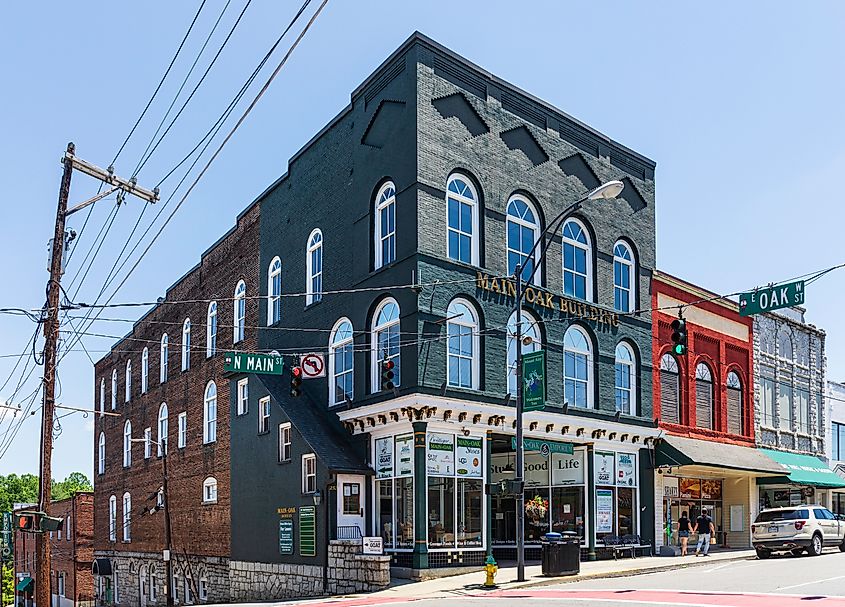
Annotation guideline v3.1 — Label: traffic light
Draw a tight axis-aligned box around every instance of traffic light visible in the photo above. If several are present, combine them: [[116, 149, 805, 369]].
[[16, 513, 36, 532], [670, 318, 688, 355], [13, 512, 62, 533], [290, 366, 303, 397], [380, 359, 395, 391], [39, 515, 64, 532]]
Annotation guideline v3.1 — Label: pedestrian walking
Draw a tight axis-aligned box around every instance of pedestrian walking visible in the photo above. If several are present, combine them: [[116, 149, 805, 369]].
[[678, 510, 691, 556], [693, 508, 716, 556]]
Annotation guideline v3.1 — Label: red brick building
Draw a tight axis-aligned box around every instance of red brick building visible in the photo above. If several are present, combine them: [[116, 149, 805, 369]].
[[651, 271, 782, 551], [13, 492, 94, 607], [92, 203, 259, 606]]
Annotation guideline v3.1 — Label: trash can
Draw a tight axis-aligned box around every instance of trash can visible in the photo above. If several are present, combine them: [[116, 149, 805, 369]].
[[541, 532, 580, 576]]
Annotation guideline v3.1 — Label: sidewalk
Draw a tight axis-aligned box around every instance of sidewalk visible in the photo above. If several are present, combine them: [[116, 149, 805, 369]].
[[368, 549, 757, 600]]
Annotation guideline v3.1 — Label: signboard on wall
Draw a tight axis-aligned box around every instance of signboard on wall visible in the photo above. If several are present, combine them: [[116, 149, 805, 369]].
[[522, 350, 546, 411], [701, 479, 722, 500], [595, 452, 615, 486], [616, 453, 636, 487], [663, 476, 679, 497], [427, 433, 454, 475], [511, 437, 574, 454], [362, 536, 383, 555], [299, 506, 316, 557], [596, 489, 614, 534], [395, 434, 414, 477], [279, 520, 294, 555], [456, 437, 483, 477], [375, 436, 394, 479], [551, 451, 584, 486], [680, 478, 701, 499]]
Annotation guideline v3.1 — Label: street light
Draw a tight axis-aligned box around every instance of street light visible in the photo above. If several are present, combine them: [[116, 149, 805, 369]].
[[513, 180, 623, 582]]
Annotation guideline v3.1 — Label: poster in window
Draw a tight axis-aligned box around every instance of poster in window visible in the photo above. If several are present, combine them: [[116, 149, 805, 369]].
[[701, 479, 722, 500], [596, 489, 614, 533], [395, 434, 414, 477], [679, 478, 701, 499], [456, 436, 483, 477], [551, 451, 584, 486], [426, 433, 454, 475], [616, 452, 636, 487], [375, 436, 394, 479], [663, 475, 679, 497], [594, 452, 615, 486]]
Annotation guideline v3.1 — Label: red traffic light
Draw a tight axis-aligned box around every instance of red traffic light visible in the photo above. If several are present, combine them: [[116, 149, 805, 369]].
[[290, 366, 303, 397], [17, 513, 36, 531], [383, 360, 395, 371], [291, 366, 302, 378]]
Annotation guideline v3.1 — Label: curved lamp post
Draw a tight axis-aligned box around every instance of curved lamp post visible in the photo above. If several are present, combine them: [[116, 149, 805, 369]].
[[513, 180, 624, 581]]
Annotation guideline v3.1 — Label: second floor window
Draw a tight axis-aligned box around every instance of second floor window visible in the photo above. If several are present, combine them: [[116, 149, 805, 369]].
[[302, 454, 316, 494], [234, 280, 246, 343], [279, 423, 291, 463], [375, 182, 396, 269], [259, 396, 271, 434], [203, 477, 218, 503], [615, 342, 636, 415], [660, 353, 680, 424], [182, 318, 191, 371], [207, 301, 218, 357], [98, 432, 105, 475], [204, 381, 217, 443], [695, 363, 714, 430], [564, 325, 592, 408], [372, 299, 401, 392], [833, 421, 845, 460], [268, 256, 282, 325], [306, 229, 323, 305], [726, 371, 743, 435], [108, 495, 116, 541], [157, 403, 168, 456], [122, 492, 131, 542], [111, 369, 117, 410], [446, 299, 479, 390], [506, 196, 540, 284], [562, 219, 592, 301], [125, 360, 132, 402], [178, 412, 187, 448], [123, 420, 132, 468], [330, 319, 354, 405], [99, 378, 105, 415], [160, 334, 169, 383], [446, 174, 478, 265], [236, 378, 249, 416], [144, 427, 152, 458]]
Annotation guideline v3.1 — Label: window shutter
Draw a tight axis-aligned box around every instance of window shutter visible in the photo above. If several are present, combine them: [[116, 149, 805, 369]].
[[727, 387, 742, 435], [696, 380, 713, 430], [660, 370, 679, 424]]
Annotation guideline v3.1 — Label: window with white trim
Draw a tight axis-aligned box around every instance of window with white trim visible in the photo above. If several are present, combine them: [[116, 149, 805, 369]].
[[99, 378, 105, 415], [199, 578, 208, 602], [660, 353, 681, 424], [149, 571, 157, 602], [506, 195, 541, 284], [302, 454, 316, 494], [123, 420, 132, 468], [236, 378, 249, 416], [374, 181, 396, 269], [446, 174, 479, 265], [279, 423, 291, 463], [157, 403, 168, 456], [613, 241, 635, 312], [778, 330, 794, 361], [615, 342, 636, 415], [57, 572, 65, 597], [182, 318, 191, 371], [108, 495, 116, 541], [267, 256, 282, 325], [122, 492, 131, 542], [258, 396, 270, 434], [160, 334, 169, 383], [141, 347, 149, 394], [727, 371, 743, 435], [178, 412, 187, 448], [562, 218, 592, 301], [446, 299, 479, 389], [371, 299, 400, 392], [306, 229, 323, 305], [184, 577, 193, 605], [125, 360, 132, 402], [564, 325, 592, 408], [204, 382, 217, 443], [111, 369, 117, 410], [172, 574, 180, 604], [233, 280, 246, 343], [203, 477, 218, 503], [144, 427, 152, 459], [329, 318, 354, 405], [98, 432, 105, 475], [695, 363, 714, 430], [507, 310, 540, 395], [206, 301, 217, 357]]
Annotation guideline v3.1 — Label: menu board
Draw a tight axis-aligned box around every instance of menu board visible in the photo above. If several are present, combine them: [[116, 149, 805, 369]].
[[594, 452, 615, 486], [596, 489, 614, 533], [616, 453, 636, 487], [456, 436, 483, 477], [551, 451, 584, 486], [395, 434, 414, 477], [375, 436, 394, 479], [427, 433, 454, 475], [679, 478, 701, 499]]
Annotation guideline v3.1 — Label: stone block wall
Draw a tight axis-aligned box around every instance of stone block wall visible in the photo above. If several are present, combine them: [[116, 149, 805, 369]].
[[326, 540, 391, 594]]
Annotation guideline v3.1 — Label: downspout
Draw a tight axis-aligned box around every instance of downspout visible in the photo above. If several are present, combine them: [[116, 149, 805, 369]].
[[323, 475, 334, 594]]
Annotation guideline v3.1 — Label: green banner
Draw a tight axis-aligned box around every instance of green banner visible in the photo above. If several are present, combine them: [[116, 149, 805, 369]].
[[279, 519, 294, 555], [522, 350, 546, 411], [511, 437, 574, 455], [299, 506, 316, 557], [223, 352, 284, 375], [739, 280, 805, 317]]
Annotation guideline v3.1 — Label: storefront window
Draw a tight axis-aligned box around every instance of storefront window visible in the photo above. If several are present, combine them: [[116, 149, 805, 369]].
[[377, 480, 393, 548], [458, 479, 483, 546], [373, 434, 414, 550], [524, 487, 550, 542], [396, 477, 414, 548], [428, 477, 455, 546], [551, 486, 585, 536], [597, 451, 639, 540], [618, 487, 635, 536]]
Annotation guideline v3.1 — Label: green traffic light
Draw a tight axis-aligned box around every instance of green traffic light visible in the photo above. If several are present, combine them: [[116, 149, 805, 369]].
[[673, 344, 686, 355]]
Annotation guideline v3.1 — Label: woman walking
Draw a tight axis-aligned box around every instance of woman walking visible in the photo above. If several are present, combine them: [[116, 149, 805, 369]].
[[678, 510, 691, 556]]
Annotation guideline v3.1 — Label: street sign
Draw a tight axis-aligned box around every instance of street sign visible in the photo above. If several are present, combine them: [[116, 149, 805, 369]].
[[739, 280, 805, 317], [223, 352, 284, 375], [300, 353, 326, 379], [522, 350, 546, 411]]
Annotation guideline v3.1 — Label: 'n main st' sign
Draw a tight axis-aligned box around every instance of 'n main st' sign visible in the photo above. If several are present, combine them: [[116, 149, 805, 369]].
[[739, 280, 805, 317], [224, 352, 284, 375]]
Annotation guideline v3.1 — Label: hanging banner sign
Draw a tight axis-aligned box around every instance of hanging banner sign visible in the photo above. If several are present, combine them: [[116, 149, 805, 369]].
[[427, 433, 454, 475], [456, 437, 483, 478], [395, 434, 414, 477], [375, 436, 394, 479], [522, 350, 546, 411]]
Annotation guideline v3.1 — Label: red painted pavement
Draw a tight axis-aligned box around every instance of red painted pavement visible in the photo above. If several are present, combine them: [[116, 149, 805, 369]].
[[483, 589, 845, 607]]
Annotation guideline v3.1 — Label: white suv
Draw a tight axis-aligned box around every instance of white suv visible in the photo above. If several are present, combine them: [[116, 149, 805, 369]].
[[752, 505, 845, 558]]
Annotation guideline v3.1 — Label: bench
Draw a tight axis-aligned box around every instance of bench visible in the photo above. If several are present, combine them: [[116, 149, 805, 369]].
[[621, 534, 652, 557], [600, 534, 652, 559]]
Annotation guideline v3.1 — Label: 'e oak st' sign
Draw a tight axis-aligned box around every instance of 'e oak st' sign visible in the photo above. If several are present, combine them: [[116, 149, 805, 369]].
[[739, 280, 805, 317]]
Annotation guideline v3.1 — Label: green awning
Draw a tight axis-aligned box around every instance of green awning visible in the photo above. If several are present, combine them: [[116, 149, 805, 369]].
[[16, 577, 33, 592], [655, 435, 785, 475], [757, 449, 845, 488]]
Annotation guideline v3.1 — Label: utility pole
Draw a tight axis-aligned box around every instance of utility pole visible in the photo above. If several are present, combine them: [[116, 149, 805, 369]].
[[161, 439, 174, 607], [36, 143, 158, 607]]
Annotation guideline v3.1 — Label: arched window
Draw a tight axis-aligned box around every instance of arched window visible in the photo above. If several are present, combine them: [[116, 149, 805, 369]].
[[778, 331, 794, 361], [507, 310, 540, 395], [99, 378, 105, 415], [125, 360, 132, 402], [98, 432, 105, 475], [371, 299, 400, 392], [615, 342, 636, 415], [506, 196, 541, 284], [267, 256, 282, 325], [446, 299, 480, 389], [108, 495, 116, 542], [613, 241, 635, 312], [446, 174, 479, 266], [660, 354, 680, 424], [233, 280, 246, 343], [306, 229, 323, 305], [204, 381, 217, 444], [157, 403, 168, 456], [564, 325, 592, 408], [122, 492, 131, 542], [141, 348, 149, 394], [562, 219, 592, 301], [160, 334, 169, 384], [695, 363, 714, 430], [202, 477, 218, 504], [111, 369, 118, 410], [123, 420, 132, 468], [329, 319, 354, 405], [206, 302, 217, 357], [374, 182, 396, 269], [727, 371, 743, 435], [182, 318, 191, 371]]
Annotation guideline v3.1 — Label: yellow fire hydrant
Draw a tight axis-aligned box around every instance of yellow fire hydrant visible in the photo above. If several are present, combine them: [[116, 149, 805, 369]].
[[483, 555, 498, 588]]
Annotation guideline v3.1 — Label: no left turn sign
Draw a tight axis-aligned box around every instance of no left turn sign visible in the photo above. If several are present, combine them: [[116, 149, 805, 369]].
[[300, 353, 326, 379]]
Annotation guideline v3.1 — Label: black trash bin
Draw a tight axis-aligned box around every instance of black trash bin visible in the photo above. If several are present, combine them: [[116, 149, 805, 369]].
[[541, 532, 580, 576]]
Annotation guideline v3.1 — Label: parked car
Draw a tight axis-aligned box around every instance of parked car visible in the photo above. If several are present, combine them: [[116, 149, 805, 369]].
[[752, 505, 845, 558]]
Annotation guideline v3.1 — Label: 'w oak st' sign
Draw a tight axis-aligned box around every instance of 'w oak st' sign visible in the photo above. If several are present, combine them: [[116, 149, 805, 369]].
[[739, 280, 805, 317]]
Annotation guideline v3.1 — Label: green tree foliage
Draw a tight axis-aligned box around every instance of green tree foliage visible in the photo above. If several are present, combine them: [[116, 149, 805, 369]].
[[2, 563, 13, 607], [0, 474, 38, 513], [52, 473, 92, 501]]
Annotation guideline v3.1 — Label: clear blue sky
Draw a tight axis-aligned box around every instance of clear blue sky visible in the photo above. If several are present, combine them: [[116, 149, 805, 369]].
[[1, 1, 844, 480]]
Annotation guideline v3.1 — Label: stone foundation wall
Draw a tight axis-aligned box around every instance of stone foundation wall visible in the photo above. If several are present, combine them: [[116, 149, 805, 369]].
[[326, 540, 391, 594], [229, 560, 323, 601]]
